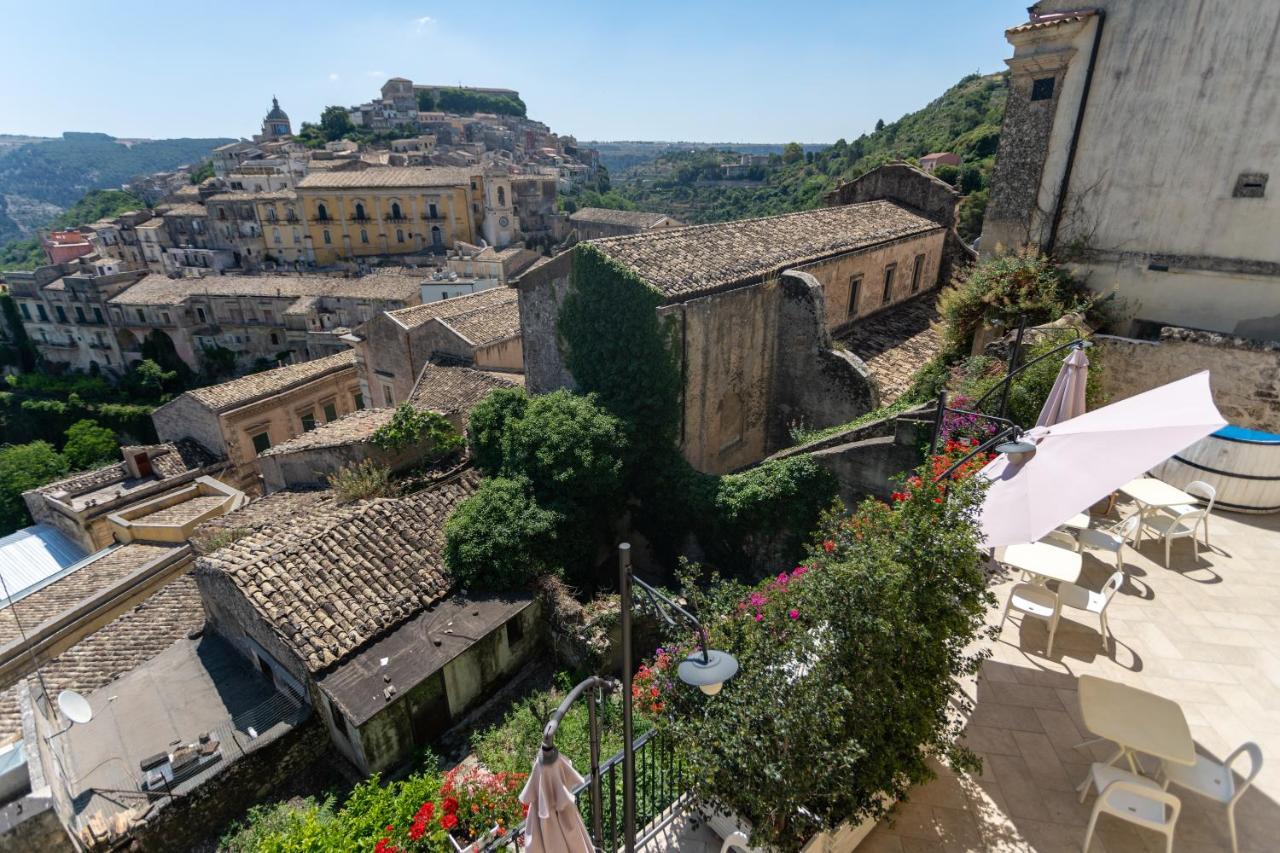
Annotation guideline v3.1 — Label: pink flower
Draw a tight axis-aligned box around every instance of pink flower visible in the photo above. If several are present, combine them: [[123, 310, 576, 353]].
[[789, 609, 799, 620], [754, 613, 763, 622]]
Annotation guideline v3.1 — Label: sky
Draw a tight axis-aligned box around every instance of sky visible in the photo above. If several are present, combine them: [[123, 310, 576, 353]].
[[0, 1, 1028, 144]]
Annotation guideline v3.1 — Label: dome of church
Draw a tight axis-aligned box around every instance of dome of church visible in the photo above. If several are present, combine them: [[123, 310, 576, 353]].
[[266, 97, 289, 121]]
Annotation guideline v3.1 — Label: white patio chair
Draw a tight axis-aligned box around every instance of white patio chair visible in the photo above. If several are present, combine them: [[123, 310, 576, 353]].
[[1143, 507, 1209, 566], [1080, 763, 1181, 853], [1057, 570, 1125, 647], [1156, 480, 1217, 546], [1161, 742, 1262, 853], [1075, 514, 1142, 573], [1000, 583, 1061, 657]]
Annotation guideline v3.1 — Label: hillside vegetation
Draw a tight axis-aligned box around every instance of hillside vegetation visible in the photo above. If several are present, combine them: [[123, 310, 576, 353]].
[[606, 72, 1007, 237], [0, 189, 146, 271], [0, 131, 231, 243]]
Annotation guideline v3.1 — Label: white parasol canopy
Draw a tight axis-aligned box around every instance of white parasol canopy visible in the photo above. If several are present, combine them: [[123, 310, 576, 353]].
[[979, 371, 1226, 547], [1036, 346, 1090, 427], [518, 752, 595, 853]]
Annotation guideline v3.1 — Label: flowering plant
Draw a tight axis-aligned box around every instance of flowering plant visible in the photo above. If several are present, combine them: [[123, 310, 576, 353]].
[[382, 765, 527, 851]]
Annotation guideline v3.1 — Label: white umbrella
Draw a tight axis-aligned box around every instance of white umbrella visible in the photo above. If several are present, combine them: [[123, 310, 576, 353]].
[[518, 752, 595, 853], [1036, 346, 1090, 427], [979, 371, 1226, 547]]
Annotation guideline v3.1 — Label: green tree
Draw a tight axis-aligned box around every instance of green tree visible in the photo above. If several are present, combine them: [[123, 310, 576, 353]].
[[370, 404, 463, 457], [0, 441, 69, 533], [444, 477, 568, 589], [933, 163, 960, 186], [466, 388, 529, 475], [319, 106, 355, 141], [189, 160, 215, 184], [781, 142, 804, 164], [500, 390, 627, 507], [959, 163, 985, 194], [874, 118, 886, 131], [62, 420, 117, 470], [417, 90, 436, 111]]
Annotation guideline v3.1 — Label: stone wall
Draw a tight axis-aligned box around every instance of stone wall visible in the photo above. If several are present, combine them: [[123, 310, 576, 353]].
[[1095, 327, 1280, 431], [515, 251, 576, 396], [152, 394, 229, 460]]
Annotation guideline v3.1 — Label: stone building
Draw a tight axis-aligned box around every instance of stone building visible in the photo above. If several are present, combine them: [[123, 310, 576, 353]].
[[205, 192, 268, 269], [567, 207, 683, 240], [193, 469, 541, 774], [918, 152, 961, 174], [521, 171, 958, 474], [260, 97, 292, 141], [294, 167, 517, 265], [981, 1, 1280, 338], [355, 286, 523, 407], [152, 349, 363, 487]]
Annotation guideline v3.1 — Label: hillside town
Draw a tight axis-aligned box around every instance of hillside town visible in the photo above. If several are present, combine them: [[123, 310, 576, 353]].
[[0, 2, 1278, 852]]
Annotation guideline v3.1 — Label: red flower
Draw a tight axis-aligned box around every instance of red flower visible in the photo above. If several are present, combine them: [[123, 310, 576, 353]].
[[441, 813, 458, 831], [415, 801, 435, 822], [822, 539, 835, 552], [443, 796, 459, 815], [374, 839, 400, 853]]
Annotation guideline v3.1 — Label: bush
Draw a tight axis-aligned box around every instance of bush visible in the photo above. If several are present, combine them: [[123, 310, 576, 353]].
[[62, 419, 117, 470], [444, 477, 569, 590], [500, 391, 627, 507], [327, 460, 398, 503], [467, 388, 528, 475], [371, 404, 464, 458], [0, 441, 69, 533], [956, 334, 1107, 429]]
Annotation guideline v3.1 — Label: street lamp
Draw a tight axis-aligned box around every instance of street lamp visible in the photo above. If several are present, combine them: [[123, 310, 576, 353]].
[[618, 542, 738, 852]]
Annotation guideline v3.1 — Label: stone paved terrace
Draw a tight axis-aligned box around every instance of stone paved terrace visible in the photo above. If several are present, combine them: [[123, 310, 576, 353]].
[[860, 503, 1280, 853]]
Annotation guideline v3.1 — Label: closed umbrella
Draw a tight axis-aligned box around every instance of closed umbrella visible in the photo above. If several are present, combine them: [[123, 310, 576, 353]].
[[979, 371, 1226, 547], [1036, 346, 1090, 427], [518, 752, 595, 853]]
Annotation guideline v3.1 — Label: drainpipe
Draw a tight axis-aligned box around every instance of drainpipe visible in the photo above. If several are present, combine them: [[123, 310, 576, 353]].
[[1045, 9, 1106, 256]]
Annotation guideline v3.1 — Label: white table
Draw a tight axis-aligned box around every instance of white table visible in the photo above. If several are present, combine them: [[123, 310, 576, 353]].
[[1119, 478, 1198, 544], [1000, 541, 1083, 585], [1077, 674, 1196, 777]]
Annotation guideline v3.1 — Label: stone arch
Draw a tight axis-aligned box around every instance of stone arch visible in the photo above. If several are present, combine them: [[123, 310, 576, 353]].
[[116, 329, 140, 353]]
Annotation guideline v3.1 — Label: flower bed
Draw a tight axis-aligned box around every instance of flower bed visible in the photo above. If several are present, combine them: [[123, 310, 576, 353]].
[[374, 765, 528, 853]]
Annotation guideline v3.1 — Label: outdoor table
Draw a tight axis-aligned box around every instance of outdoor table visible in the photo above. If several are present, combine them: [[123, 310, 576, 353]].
[[1076, 674, 1196, 778], [1118, 477, 1197, 543], [1000, 541, 1083, 585]]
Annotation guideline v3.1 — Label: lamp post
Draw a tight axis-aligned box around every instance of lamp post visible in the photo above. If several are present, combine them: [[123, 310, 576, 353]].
[[618, 542, 738, 853]]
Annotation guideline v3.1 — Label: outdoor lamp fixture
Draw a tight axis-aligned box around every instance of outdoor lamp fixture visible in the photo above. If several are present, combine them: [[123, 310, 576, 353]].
[[618, 542, 738, 852], [995, 436, 1038, 465]]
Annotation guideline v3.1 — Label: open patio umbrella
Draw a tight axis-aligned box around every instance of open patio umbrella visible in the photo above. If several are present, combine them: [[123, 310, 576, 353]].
[[1036, 346, 1090, 427], [978, 371, 1226, 547], [518, 751, 595, 853]]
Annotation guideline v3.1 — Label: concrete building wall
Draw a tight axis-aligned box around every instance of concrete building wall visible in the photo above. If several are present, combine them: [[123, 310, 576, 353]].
[[474, 337, 523, 372], [299, 184, 477, 266]]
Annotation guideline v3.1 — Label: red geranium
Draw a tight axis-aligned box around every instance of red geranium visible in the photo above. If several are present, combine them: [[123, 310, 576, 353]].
[[441, 813, 458, 831]]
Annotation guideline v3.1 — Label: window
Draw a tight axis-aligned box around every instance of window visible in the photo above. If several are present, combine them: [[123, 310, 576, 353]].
[[439, 291, 449, 300], [300, 411, 317, 431], [383, 384, 394, 406], [196, 307, 207, 323], [270, 332, 279, 345], [391, 202, 402, 220], [93, 308, 103, 324], [137, 308, 146, 323], [506, 614, 525, 647], [396, 228, 404, 243], [317, 202, 329, 221], [273, 227, 282, 244], [881, 264, 896, 305], [251, 431, 271, 453], [354, 202, 367, 221], [19, 303, 30, 320], [55, 306, 67, 324], [353, 391, 364, 410], [161, 312, 171, 324], [323, 402, 338, 421], [328, 697, 350, 740], [293, 229, 301, 244], [218, 208, 227, 221], [267, 207, 277, 222], [74, 306, 85, 322], [845, 275, 863, 319], [911, 254, 925, 293], [428, 203, 438, 219], [360, 229, 369, 244], [323, 229, 332, 245], [1233, 172, 1268, 198], [497, 186, 505, 206], [1031, 77, 1055, 101]]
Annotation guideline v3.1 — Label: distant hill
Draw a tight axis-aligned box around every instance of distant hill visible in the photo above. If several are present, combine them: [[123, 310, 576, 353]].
[[603, 72, 1007, 238], [588, 141, 827, 176], [0, 131, 232, 243]]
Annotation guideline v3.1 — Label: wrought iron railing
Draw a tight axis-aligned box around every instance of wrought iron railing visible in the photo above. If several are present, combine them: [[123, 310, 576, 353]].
[[482, 728, 688, 852]]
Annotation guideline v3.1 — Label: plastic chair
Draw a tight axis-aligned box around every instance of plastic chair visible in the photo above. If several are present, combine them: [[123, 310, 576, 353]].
[[1158, 480, 1217, 546], [1161, 742, 1262, 853], [1080, 763, 1181, 853], [1057, 570, 1125, 647], [1143, 508, 1209, 566], [1076, 515, 1142, 573], [1000, 583, 1061, 657]]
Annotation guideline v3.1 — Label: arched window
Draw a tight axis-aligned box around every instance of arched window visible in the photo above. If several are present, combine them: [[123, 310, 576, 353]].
[[360, 228, 369, 244], [391, 202, 402, 220], [218, 208, 227, 220], [355, 202, 366, 221], [317, 202, 329, 221], [497, 186, 505, 206], [396, 229, 404, 243], [267, 207, 277, 222], [323, 229, 332, 245]]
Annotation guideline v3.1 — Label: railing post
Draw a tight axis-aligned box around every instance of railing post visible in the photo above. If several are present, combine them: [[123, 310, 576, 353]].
[[997, 316, 1028, 422], [619, 542, 635, 853], [930, 388, 948, 455], [588, 683, 604, 845]]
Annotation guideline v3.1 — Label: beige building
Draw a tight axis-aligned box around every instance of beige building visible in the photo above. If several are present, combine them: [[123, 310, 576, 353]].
[[355, 286, 523, 407], [152, 350, 364, 487], [567, 207, 683, 240], [982, 1, 1280, 339]]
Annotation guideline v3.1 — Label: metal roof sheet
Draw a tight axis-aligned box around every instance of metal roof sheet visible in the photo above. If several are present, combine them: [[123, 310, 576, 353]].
[[0, 525, 91, 606]]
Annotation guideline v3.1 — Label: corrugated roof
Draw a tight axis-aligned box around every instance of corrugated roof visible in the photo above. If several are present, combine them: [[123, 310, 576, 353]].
[[0, 525, 90, 607]]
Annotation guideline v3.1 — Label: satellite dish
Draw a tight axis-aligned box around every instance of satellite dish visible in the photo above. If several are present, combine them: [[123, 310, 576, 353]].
[[57, 690, 93, 725]]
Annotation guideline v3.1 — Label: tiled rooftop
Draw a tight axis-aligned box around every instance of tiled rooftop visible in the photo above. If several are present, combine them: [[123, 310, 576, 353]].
[[389, 287, 521, 345], [862, 506, 1280, 853], [132, 495, 230, 527], [182, 350, 356, 412], [296, 166, 476, 189], [259, 407, 394, 457], [34, 440, 218, 503], [408, 362, 522, 420], [838, 291, 944, 405], [588, 200, 942, 301], [1007, 10, 1097, 35], [108, 271, 421, 306], [195, 470, 479, 672], [160, 203, 208, 217], [569, 207, 674, 228]]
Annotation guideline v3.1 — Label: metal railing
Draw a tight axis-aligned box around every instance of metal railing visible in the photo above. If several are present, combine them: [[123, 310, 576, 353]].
[[483, 729, 688, 853]]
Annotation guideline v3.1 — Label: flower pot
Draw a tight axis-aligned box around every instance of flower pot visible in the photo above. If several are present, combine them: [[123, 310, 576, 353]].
[[703, 802, 883, 852]]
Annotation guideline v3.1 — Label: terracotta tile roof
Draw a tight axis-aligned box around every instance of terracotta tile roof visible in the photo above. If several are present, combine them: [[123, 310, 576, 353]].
[[195, 470, 480, 672], [389, 287, 520, 345], [296, 166, 476, 189], [34, 440, 218, 497], [0, 573, 203, 740], [589, 200, 942, 302], [207, 191, 297, 202], [192, 488, 335, 555], [182, 350, 357, 413], [408, 362, 521, 419], [109, 272, 420, 307], [1007, 10, 1096, 35], [837, 291, 943, 405], [160, 203, 208, 217], [132, 495, 229, 527], [259, 408, 395, 457], [569, 207, 674, 228]]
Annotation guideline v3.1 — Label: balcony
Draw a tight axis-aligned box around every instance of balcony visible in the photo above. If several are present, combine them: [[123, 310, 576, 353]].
[[385, 215, 410, 223]]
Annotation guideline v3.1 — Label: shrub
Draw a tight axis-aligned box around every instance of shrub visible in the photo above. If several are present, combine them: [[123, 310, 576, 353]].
[[327, 460, 398, 503], [956, 335, 1107, 429], [466, 387, 528, 475], [371, 404, 464, 458], [62, 419, 117, 470], [500, 390, 627, 507], [0, 441, 69, 534], [444, 477, 568, 590]]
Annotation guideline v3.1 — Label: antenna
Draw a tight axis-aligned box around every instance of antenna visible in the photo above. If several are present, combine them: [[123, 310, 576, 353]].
[[58, 690, 93, 725]]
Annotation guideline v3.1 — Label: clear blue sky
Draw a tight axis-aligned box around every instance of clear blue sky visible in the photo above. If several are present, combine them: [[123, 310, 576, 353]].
[[0, 1, 1028, 143]]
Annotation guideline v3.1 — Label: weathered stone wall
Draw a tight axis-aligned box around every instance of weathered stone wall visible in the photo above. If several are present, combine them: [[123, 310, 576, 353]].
[[1095, 327, 1280, 431], [0, 798, 71, 853], [515, 251, 576, 395], [152, 394, 229, 459], [474, 336, 523, 372]]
